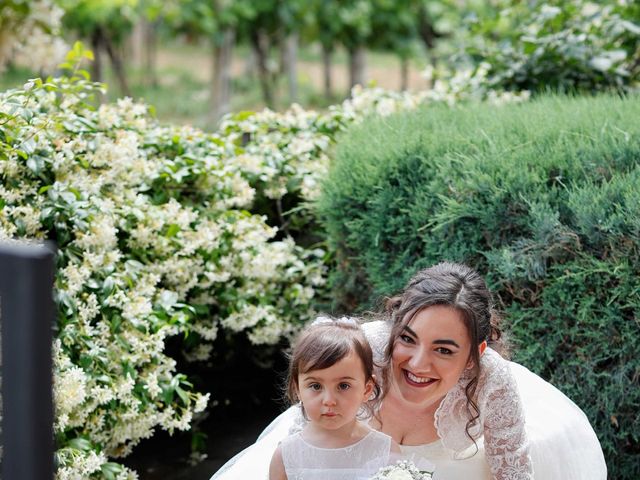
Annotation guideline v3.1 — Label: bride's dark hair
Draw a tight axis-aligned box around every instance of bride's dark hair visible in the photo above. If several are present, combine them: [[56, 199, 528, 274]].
[[382, 261, 508, 443]]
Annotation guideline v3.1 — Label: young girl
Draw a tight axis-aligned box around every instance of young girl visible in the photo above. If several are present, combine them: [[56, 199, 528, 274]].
[[269, 318, 400, 480]]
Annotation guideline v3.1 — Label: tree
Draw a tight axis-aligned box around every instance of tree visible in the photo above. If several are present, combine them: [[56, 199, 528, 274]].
[[335, 1, 373, 91], [234, 0, 308, 108], [59, 0, 140, 96], [305, 1, 342, 99], [130, 0, 164, 88], [164, 0, 243, 120]]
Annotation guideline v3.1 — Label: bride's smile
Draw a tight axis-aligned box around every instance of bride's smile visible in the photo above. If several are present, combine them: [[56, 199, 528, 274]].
[[404, 370, 438, 386], [391, 305, 474, 407]]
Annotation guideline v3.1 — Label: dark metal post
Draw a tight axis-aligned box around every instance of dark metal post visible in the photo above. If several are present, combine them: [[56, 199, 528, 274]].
[[0, 242, 55, 480]]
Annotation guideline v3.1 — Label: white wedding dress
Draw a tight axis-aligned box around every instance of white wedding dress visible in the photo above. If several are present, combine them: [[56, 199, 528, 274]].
[[210, 321, 607, 480]]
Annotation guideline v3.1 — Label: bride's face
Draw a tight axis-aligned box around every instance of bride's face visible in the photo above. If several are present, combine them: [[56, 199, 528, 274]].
[[391, 305, 472, 409]]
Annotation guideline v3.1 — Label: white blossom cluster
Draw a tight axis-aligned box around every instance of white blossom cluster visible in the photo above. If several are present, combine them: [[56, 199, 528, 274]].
[[421, 63, 532, 106], [219, 84, 436, 205], [56, 445, 139, 480], [0, 0, 68, 73]]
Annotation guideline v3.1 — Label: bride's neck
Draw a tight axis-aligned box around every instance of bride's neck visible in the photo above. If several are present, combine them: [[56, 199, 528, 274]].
[[375, 388, 442, 445], [384, 387, 441, 418]]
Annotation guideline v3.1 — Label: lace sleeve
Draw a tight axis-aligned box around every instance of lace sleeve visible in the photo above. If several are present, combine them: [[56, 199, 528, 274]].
[[480, 351, 534, 480]]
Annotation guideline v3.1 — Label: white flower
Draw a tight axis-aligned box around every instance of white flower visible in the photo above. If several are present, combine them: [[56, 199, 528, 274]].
[[55, 366, 88, 415], [194, 393, 210, 413], [387, 471, 414, 480], [75, 215, 118, 252], [143, 372, 162, 399]]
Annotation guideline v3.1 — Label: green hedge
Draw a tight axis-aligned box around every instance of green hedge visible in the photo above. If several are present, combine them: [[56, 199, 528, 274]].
[[318, 94, 640, 478]]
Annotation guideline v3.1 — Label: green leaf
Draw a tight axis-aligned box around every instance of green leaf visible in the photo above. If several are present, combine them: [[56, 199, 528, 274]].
[[175, 385, 189, 404], [102, 277, 116, 297], [100, 462, 123, 480], [166, 223, 181, 238], [68, 437, 93, 451]]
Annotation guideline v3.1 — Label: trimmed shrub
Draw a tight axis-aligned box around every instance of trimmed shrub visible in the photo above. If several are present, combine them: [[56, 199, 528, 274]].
[[318, 94, 640, 478]]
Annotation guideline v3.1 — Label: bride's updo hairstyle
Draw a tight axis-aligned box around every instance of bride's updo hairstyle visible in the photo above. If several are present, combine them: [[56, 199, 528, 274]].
[[286, 317, 381, 419], [383, 262, 507, 440]]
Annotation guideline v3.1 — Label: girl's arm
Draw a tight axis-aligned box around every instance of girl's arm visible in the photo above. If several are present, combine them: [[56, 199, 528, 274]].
[[269, 445, 288, 480]]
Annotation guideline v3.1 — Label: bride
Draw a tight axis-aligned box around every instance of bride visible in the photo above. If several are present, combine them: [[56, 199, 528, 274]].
[[211, 262, 607, 479]]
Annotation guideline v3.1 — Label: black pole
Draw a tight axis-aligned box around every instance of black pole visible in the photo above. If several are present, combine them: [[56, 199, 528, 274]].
[[0, 242, 55, 480]]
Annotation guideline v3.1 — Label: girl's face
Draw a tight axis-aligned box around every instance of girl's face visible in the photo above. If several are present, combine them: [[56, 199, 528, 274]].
[[391, 305, 475, 410], [297, 351, 374, 434]]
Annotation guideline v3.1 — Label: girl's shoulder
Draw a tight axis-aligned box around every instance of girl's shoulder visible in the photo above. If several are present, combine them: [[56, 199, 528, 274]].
[[363, 425, 394, 444], [279, 431, 303, 450]]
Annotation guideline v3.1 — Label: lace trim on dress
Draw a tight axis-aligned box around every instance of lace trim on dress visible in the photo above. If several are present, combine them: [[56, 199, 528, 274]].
[[296, 431, 375, 451], [281, 429, 393, 480], [434, 348, 534, 479]]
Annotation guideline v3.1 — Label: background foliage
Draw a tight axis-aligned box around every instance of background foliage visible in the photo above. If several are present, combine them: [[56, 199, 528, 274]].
[[455, 0, 640, 93], [1, 0, 640, 478], [318, 94, 640, 478], [0, 0, 68, 72]]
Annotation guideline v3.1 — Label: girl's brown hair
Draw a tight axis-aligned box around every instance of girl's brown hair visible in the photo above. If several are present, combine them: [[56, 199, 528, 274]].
[[383, 262, 507, 443], [286, 318, 381, 419]]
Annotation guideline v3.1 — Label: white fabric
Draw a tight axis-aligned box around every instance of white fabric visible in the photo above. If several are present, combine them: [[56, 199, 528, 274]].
[[281, 429, 392, 480], [210, 321, 607, 480], [400, 439, 492, 480], [435, 349, 532, 478]]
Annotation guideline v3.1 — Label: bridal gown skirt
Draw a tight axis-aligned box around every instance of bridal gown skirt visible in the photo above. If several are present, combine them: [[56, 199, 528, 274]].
[[210, 362, 607, 480]]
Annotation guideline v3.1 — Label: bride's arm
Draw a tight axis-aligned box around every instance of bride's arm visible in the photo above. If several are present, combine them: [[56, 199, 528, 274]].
[[481, 351, 534, 480]]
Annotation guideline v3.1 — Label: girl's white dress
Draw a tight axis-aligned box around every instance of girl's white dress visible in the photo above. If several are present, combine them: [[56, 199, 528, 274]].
[[281, 429, 392, 480], [210, 321, 607, 480]]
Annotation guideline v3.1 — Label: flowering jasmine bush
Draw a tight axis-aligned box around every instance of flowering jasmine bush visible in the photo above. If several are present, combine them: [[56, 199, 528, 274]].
[[421, 62, 532, 106], [220, 84, 433, 204], [0, 59, 324, 479], [217, 84, 447, 246]]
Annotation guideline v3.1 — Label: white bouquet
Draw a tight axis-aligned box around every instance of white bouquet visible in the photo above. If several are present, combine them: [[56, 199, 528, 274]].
[[370, 460, 434, 480]]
